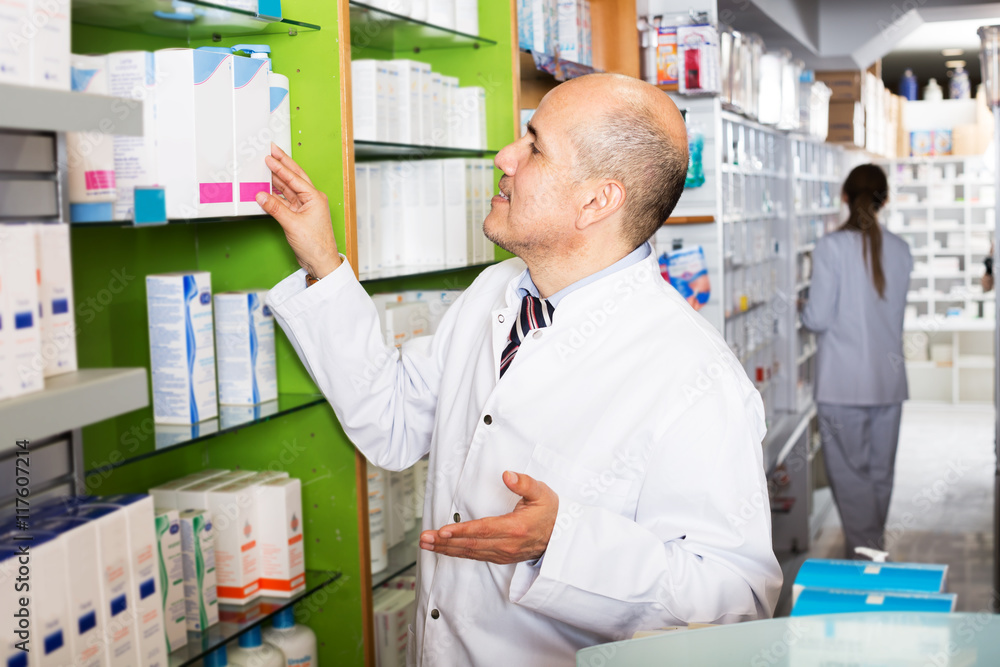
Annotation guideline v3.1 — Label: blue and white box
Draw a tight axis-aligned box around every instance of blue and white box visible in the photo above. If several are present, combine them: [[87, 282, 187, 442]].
[[34, 516, 104, 667], [214, 290, 277, 406], [147, 271, 218, 424], [792, 587, 957, 616], [0, 530, 73, 667], [86, 495, 166, 667], [0, 546, 27, 667], [0, 224, 43, 400], [794, 559, 948, 599]]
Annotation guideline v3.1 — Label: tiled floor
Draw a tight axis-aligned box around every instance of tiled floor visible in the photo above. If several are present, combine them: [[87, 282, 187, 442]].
[[776, 402, 997, 615]]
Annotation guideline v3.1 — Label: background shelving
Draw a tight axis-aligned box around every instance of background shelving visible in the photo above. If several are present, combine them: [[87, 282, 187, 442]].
[[880, 155, 996, 404]]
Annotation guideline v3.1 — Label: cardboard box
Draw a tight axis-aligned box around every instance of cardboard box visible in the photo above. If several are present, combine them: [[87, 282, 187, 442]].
[[256, 477, 306, 597], [149, 469, 230, 508], [214, 291, 277, 406], [33, 223, 77, 378], [442, 159, 469, 267], [208, 480, 261, 604], [106, 51, 159, 222], [178, 509, 219, 632], [154, 509, 188, 653], [231, 53, 271, 215], [419, 160, 445, 266], [0, 224, 44, 400], [826, 101, 863, 145], [88, 495, 166, 667], [792, 588, 956, 616], [816, 69, 863, 102], [0, 0, 31, 84], [146, 271, 217, 425], [952, 124, 983, 156], [173, 471, 256, 511], [33, 517, 104, 667]]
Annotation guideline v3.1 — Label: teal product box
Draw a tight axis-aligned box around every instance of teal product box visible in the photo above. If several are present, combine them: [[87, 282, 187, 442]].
[[911, 130, 933, 157], [793, 558, 948, 598], [792, 587, 956, 616]]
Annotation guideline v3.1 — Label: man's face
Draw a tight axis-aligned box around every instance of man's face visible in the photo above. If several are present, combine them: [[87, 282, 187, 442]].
[[484, 90, 583, 259]]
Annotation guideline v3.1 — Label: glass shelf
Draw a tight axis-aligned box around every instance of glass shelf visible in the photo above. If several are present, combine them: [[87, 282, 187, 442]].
[[372, 525, 420, 589], [520, 48, 597, 81], [73, 0, 320, 40], [168, 570, 341, 667], [71, 214, 272, 228], [349, 2, 495, 52], [360, 261, 498, 285], [355, 140, 498, 160], [84, 393, 327, 476]]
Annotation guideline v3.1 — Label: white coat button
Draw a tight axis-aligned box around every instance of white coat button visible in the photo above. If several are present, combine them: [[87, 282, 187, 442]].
[[532, 330, 543, 339], [431, 609, 440, 619], [453, 512, 461, 522], [483, 414, 492, 425], [498, 314, 505, 323]]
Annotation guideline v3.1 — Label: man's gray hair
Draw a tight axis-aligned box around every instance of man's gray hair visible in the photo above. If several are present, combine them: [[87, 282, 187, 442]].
[[573, 96, 689, 248]]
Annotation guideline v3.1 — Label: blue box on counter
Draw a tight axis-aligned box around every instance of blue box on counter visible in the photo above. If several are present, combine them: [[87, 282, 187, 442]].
[[793, 559, 948, 597], [792, 588, 957, 616]]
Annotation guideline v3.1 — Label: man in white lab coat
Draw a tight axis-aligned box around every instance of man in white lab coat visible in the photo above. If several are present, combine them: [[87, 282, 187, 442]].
[[258, 73, 782, 666]]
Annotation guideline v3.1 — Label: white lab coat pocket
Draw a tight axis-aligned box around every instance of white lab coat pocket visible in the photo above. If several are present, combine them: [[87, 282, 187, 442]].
[[524, 443, 632, 515]]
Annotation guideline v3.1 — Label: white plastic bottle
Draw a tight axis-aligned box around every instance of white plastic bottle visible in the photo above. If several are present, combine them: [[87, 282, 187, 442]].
[[228, 626, 286, 667], [263, 607, 318, 667], [204, 646, 229, 667]]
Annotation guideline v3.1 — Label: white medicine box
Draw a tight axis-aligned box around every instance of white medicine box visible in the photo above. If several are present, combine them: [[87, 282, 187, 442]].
[[214, 290, 278, 405]]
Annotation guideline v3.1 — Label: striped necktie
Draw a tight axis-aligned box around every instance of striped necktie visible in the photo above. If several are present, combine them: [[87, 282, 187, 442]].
[[499, 294, 555, 379]]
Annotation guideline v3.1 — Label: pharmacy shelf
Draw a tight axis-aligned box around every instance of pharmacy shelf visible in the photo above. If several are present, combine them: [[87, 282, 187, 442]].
[[0, 368, 148, 447], [904, 317, 996, 332], [83, 393, 327, 477], [73, 0, 320, 39], [373, 525, 422, 589], [360, 261, 499, 284], [520, 49, 597, 81], [354, 140, 498, 159], [796, 347, 817, 365], [0, 83, 144, 135], [168, 570, 342, 667], [793, 173, 841, 183], [350, 1, 496, 52], [958, 355, 995, 369], [70, 214, 271, 228]]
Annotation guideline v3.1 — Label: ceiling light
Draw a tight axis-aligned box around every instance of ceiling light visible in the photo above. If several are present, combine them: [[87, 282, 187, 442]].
[[945, 60, 967, 68], [942, 48, 965, 57]]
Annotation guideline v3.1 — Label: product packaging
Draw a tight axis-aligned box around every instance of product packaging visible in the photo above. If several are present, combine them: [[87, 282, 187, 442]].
[[87, 495, 166, 667], [256, 477, 306, 597], [105, 51, 161, 222], [352, 59, 390, 142], [0, 0, 30, 84], [427, 0, 455, 29], [386, 60, 425, 145], [661, 246, 711, 310], [214, 291, 277, 405], [356, 164, 372, 276], [32, 517, 103, 667], [791, 588, 956, 616], [146, 271, 218, 425], [263, 607, 318, 667], [33, 223, 77, 377], [677, 24, 720, 95], [31, 0, 70, 90], [442, 159, 469, 266], [0, 224, 43, 400], [657, 26, 679, 87], [229, 51, 271, 215], [68, 54, 117, 221], [149, 469, 231, 508], [419, 160, 446, 266], [178, 509, 219, 632], [154, 508, 188, 653], [368, 462, 389, 574], [228, 626, 284, 667], [208, 480, 262, 604], [455, 0, 478, 35], [154, 48, 235, 218]]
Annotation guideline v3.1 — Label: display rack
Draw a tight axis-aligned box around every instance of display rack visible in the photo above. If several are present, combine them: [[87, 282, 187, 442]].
[[789, 137, 844, 414], [881, 155, 996, 404]]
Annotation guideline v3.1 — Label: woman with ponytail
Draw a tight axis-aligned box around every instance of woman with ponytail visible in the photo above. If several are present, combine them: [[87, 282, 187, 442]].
[[802, 163, 913, 559]]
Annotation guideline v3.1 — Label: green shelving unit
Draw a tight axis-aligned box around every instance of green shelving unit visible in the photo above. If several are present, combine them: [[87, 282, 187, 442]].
[[68, 1, 518, 664]]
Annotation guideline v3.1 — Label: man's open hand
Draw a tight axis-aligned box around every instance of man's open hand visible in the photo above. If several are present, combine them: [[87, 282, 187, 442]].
[[419, 471, 558, 564], [257, 143, 342, 280]]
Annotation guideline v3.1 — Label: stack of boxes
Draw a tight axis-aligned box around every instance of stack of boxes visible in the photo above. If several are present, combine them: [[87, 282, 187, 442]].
[[516, 0, 593, 66], [351, 59, 488, 150], [67, 47, 292, 223], [367, 0, 479, 34], [791, 558, 955, 615], [818, 67, 904, 158], [145, 274, 277, 428], [373, 575, 417, 667], [354, 159, 496, 278], [0, 223, 77, 403]]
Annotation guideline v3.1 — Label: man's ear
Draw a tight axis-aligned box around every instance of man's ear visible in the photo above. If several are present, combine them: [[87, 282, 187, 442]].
[[578, 180, 625, 230]]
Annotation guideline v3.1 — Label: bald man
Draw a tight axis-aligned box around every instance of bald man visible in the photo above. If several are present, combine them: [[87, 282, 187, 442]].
[[260, 74, 782, 666]]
